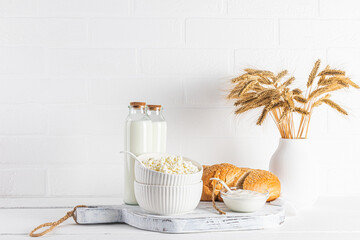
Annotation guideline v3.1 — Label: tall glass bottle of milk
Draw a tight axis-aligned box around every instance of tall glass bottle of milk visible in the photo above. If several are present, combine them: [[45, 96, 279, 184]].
[[147, 105, 167, 153], [124, 102, 152, 205]]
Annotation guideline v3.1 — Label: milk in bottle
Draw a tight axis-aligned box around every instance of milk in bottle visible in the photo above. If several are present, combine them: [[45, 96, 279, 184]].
[[124, 102, 152, 205], [147, 105, 167, 153]]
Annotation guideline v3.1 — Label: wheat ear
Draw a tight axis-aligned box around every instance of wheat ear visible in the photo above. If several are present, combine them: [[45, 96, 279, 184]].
[[244, 69, 274, 76], [294, 107, 309, 115], [280, 76, 295, 88], [237, 80, 256, 96], [256, 107, 269, 125], [273, 70, 288, 84], [279, 107, 290, 123], [294, 96, 308, 103], [308, 84, 345, 99], [307, 59, 321, 87], [318, 69, 345, 76], [321, 99, 348, 115], [257, 76, 272, 85], [312, 94, 331, 107], [292, 88, 302, 95], [343, 77, 360, 89]]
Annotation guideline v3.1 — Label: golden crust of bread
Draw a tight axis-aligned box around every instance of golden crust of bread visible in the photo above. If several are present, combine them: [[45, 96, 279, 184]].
[[201, 163, 281, 202], [243, 169, 281, 201]]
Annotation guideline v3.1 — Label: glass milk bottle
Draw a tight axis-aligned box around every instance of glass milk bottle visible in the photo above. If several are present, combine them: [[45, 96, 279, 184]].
[[147, 105, 167, 153], [124, 102, 152, 205]]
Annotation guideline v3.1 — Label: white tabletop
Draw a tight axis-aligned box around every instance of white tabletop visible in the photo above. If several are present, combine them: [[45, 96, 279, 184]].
[[1, 196, 359, 239]]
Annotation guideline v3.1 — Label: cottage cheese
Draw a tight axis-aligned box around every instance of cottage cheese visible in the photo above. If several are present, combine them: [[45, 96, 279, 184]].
[[142, 155, 199, 174]]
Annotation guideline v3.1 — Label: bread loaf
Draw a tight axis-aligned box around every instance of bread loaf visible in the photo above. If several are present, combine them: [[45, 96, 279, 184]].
[[201, 163, 281, 202]]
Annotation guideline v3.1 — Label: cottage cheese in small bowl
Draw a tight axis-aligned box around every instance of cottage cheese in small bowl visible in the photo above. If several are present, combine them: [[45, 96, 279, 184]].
[[142, 155, 199, 175], [135, 153, 203, 186]]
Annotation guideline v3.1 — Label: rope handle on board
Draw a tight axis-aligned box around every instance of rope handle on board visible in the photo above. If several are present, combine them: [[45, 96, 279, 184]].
[[212, 180, 226, 215], [29, 205, 87, 237]]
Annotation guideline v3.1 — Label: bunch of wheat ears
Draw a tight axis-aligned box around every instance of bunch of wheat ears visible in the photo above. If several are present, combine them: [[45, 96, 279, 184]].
[[227, 59, 359, 139]]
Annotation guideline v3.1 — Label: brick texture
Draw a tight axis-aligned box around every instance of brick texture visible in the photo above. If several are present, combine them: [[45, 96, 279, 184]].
[[0, 0, 360, 197]]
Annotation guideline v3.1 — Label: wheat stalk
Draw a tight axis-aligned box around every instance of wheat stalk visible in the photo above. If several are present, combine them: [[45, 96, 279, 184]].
[[318, 69, 345, 76], [273, 70, 288, 84], [257, 107, 269, 125], [292, 88, 302, 95], [307, 59, 321, 87], [308, 84, 346, 99], [280, 76, 295, 88], [294, 96, 308, 103], [321, 99, 348, 115], [313, 94, 331, 107], [228, 59, 358, 139], [294, 107, 309, 115]]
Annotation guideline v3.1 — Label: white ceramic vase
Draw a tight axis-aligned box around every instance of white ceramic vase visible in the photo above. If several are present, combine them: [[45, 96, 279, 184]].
[[269, 138, 319, 210]]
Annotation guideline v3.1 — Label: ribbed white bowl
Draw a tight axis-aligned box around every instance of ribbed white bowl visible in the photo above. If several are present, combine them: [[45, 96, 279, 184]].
[[134, 181, 203, 215], [135, 153, 203, 186]]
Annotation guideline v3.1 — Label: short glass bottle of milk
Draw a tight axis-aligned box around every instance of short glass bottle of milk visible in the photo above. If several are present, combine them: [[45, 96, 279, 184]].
[[124, 102, 152, 205], [147, 105, 167, 153]]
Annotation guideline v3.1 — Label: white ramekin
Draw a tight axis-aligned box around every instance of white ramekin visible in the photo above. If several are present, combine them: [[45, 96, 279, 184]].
[[134, 153, 203, 186], [134, 181, 203, 215], [220, 187, 269, 213]]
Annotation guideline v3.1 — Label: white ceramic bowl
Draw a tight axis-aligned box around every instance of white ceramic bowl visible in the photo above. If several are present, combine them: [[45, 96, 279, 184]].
[[134, 181, 203, 215], [135, 153, 203, 186], [220, 187, 269, 213]]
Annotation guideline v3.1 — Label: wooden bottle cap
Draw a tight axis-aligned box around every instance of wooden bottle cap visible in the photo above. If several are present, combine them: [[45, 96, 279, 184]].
[[130, 102, 146, 109], [147, 105, 162, 110]]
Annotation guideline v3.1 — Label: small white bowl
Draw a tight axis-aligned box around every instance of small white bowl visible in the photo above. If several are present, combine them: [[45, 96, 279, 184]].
[[135, 153, 203, 186], [220, 187, 268, 213], [134, 181, 203, 215]]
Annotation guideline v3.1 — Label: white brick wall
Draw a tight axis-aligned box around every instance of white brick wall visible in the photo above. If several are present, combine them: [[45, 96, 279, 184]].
[[0, 105, 47, 135], [280, 20, 360, 47], [38, 0, 130, 17], [48, 48, 137, 76], [134, 0, 226, 16], [89, 19, 183, 47], [319, 0, 360, 18], [0, 137, 86, 164], [0, 78, 87, 103], [186, 19, 274, 47], [0, 18, 87, 46], [228, 0, 317, 17], [48, 166, 122, 196], [1, 0, 360, 198], [90, 77, 184, 105], [0, 169, 45, 196], [0, 0, 38, 17], [140, 49, 231, 75], [0, 47, 46, 74]]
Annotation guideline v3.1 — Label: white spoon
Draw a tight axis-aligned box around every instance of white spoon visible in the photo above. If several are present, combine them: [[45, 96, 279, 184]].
[[120, 150, 146, 167], [210, 178, 233, 193]]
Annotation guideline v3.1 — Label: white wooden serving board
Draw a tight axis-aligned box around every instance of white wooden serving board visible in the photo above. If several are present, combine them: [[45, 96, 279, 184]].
[[74, 202, 285, 233]]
